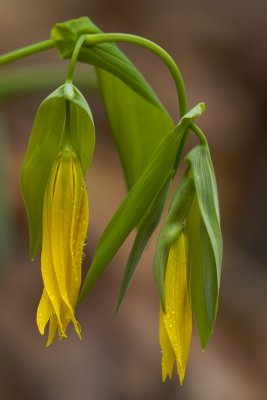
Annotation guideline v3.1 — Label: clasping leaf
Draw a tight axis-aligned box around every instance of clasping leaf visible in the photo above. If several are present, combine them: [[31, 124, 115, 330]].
[[185, 144, 222, 348], [20, 83, 95, 260]]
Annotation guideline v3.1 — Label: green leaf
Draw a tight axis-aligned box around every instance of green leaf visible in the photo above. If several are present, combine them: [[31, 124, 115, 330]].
[[185, 145, 222, 348], [97, 69, 174, 187], [51, 17, 163, 108], [78, 103, 204, 303], [116, 174, 172, 313], [20, 83, 95, 260], [153, 173, 195, 311], [187, 197, 218, 349]]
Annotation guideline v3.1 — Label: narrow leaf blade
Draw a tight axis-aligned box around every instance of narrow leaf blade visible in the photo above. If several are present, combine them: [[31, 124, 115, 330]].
[[116, 175, 172, 312], [187, 197, 218, 349], [185, 145, 222, 348], [79, 103, 204, 302]]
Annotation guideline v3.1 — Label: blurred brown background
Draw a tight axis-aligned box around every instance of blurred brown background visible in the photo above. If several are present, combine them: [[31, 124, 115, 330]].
[[0, 0, 267, 399]]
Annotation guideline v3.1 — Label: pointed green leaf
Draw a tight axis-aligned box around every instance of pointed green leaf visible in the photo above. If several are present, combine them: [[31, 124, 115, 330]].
[[79, 103, 204, 303], [20, 83, 95, 259], [97, 69, 174, 187], [116, 174, 172, 312], [153, 174, 195, 311], [185, 145, 222, 348], [51, 17, 163, 108], [187, 197, 218, 349]]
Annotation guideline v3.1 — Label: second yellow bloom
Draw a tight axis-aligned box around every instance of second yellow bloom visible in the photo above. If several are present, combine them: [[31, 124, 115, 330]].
[[159, 231, 192, 384]]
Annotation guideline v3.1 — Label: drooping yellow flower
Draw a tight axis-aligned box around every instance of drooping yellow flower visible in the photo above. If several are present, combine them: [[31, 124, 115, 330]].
[[159, 231, 192, 385], [36, 150, 88, 346]]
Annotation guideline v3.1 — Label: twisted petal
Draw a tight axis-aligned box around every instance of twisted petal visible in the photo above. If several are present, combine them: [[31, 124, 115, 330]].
[[36, 150, 89, 345], [160, 232, 192, 384], [159, 305, 175, 381]]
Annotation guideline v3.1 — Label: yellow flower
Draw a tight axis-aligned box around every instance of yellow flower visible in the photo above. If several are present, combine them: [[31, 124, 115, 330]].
[[159, 231, 192, 384], [36, 150, 89, 346]]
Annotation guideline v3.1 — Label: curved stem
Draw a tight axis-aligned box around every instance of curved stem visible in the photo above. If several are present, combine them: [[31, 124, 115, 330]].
[[0, 40, 55, 66], [66, 35, 87, 83], [85, 33, 188, 117], [190, 123, 207, 145], [173, 123, 207, 170], [84, 32, 206, 161]]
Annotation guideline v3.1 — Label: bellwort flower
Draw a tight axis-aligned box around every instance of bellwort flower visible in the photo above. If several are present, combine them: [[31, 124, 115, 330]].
[[159, 231, 192, 384], [36, 150, 88, 346]]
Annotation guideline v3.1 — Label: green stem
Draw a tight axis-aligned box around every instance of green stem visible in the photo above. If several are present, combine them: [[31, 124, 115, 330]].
[[0, 40, 55, 66], [84, 33, 207, 165], [190, 123, 207, 145], [85, 33, 188, 117], [66, 35, 87, 83], [173, 123, 207, 170]]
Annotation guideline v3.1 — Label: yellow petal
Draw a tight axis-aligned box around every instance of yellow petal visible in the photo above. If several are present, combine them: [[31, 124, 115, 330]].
[[41, 158, 64, 335], [50, 152, 81, 338], [38, 150, 88, 344], [46, 313, 58, 347], [159, 305, 175, 381], [36, 289, 52, 335], [70, 155, 89, 308], [163, 232, 192, 385]]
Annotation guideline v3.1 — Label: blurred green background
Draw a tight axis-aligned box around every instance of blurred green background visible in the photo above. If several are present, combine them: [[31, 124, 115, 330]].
[[0, 1, 267, 399]]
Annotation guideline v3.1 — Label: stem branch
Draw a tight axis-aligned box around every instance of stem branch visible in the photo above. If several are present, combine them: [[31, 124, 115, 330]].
[[66, 35, 87, 83], [85, 33, 188, 117], [84, 32, 206, 163], [0, 40, 55, 66]]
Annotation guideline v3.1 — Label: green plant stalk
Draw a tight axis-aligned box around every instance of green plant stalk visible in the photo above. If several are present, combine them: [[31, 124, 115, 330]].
[[0, 40, 55, 66], [84, 33, 207, 152], [84, 33, 188, 117], [66, 35, 87, 83], [173, 122, 207, 171]]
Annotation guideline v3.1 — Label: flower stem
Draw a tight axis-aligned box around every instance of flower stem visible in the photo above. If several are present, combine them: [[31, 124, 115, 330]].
[[0, 40, 55, 66], [66, 35, 87, 83], [84, 33, 188, 117], [84, 33, 207, 164]]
